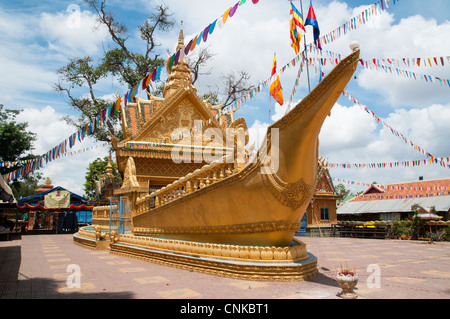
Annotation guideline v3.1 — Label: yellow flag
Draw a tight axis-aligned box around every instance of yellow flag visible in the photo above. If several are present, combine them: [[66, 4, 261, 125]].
[[269, 55, 284, 106]]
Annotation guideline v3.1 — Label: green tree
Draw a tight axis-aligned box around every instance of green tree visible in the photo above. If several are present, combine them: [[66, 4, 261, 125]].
[[84, 156, 121, 200], [334, 183, 350, 198], [0, 104, 42, 200], [9, 172, 45, 200], [0, 104, 37, 176]]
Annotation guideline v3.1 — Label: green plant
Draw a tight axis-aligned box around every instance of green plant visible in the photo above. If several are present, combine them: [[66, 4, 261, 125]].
[[444, 226, 450, 241], [410, 212, 426, 240], [426, 230, 446, 242], [391, 220, 412, 237]]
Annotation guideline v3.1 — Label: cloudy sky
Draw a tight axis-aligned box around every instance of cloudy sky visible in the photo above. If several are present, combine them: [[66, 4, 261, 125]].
[[1, 0, 450, 196]]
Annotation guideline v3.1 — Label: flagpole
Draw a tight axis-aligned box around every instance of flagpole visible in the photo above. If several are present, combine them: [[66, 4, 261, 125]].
[[299, 0, 311, 93], [269, 96, 271, 126]]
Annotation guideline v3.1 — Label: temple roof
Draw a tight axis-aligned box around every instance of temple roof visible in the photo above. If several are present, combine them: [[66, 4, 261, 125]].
[[314, 167, 341, 199], [118, 25, 234, 149]]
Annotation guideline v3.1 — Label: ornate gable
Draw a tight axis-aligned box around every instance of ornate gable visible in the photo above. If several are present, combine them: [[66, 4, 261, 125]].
[[129, 87, 226, 144], [316, 168, 335, 194]]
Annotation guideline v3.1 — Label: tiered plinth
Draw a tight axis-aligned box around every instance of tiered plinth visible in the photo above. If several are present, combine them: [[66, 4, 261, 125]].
[[74, 228, 317, 281], [111, 235, 317, 282]]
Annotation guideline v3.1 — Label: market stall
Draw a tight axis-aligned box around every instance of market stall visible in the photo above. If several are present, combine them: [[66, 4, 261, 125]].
[[17, 179, 93, 234]]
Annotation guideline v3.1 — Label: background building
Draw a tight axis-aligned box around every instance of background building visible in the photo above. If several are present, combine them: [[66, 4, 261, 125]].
[[298, 167, 342, 237], [338, 178, 450, 222]]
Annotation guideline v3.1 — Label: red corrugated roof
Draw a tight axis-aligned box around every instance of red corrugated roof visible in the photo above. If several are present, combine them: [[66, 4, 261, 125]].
[[351, 178, 450, 202]]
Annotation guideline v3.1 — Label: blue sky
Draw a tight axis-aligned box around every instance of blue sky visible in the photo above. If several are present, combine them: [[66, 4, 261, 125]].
[[1, 0, 450, 196]]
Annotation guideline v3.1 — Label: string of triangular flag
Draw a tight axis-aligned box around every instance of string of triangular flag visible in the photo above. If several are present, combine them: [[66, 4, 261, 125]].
[[2, 143, 111, 183], [342, 90, 449, 169], [223, 48, 311, 114], [325, 158, 450, 170], [319, 0, 399, 46], [225, 0, 403, 114], [297, 47, 450, 88]]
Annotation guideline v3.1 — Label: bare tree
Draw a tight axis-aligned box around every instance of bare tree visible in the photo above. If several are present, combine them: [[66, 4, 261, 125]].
[[221, 71, 255, 110]]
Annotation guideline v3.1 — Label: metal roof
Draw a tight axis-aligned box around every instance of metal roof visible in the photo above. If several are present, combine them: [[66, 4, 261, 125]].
[[337, 196, 450, 215]]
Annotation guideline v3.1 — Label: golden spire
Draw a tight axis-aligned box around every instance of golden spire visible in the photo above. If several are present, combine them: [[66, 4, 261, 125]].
[[163, 21, 194, 98], [177, 20, 185, 51], [106, 152, 113, 176]]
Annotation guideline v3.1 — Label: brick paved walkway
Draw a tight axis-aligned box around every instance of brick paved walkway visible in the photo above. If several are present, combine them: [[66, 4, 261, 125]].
[[1, 234, 449, 300]]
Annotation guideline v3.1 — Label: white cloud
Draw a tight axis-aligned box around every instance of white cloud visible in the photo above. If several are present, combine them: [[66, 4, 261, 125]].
[[325, 12, 450, 108], [40, 146, 109, 197], [379, 104, 450, 158], [320, 102, 450, 191], [16, 106, 74, 154], [247, 119, 269, 151], [39, 9, 110, 56], [319, 103, 378, 156]]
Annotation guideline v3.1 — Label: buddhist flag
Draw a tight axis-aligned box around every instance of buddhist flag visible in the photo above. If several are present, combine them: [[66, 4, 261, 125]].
[[290, 19, 301, 54], [305, 1, 322, 49], [290, 3, 306, 32], [290, 3, 305, 55], [269, 55, 284, 106]]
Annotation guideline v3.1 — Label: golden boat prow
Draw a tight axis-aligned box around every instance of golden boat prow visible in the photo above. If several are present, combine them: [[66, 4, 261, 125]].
[[74, 44, 360, 281], [131, 47, 361, 247]]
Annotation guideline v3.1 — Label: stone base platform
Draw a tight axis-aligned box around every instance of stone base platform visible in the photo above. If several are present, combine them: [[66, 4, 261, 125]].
[[74, 229, 318, 281], [73, 230, 110, 250]]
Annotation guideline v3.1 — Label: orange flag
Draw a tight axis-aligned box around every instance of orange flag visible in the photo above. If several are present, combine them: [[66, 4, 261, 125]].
[[269, 55, 284, 106]]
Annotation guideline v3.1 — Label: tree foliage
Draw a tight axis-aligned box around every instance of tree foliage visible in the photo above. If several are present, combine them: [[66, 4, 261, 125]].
[[84, 156, 121, 200], [55, 0, 256, 142], [9, 173, 45, 200], [0, 104, 43, 199], [0, 104, 37, 176]]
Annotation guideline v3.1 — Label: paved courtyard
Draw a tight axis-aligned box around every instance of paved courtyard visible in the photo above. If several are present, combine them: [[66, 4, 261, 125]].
[[0, 234, 449, 300]]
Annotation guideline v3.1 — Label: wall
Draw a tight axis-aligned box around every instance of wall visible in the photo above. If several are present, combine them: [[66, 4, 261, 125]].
[[306, 197, 338, 228]]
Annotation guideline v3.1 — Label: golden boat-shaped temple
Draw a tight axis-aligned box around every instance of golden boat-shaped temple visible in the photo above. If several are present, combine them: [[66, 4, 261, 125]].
[[74, 29, 360, 281]]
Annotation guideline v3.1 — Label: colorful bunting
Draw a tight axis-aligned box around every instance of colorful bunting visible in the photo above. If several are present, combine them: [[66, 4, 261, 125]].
[[1, 1, 260, 183], [342, 90, 449, 169], [2, 143, 111, 183], [326, 158, 450, 170]]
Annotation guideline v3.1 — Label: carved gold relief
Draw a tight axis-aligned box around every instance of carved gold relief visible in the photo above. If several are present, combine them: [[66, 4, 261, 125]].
[[261, 170, 313, 211], [133, 220, 301, 236], [122, 157, 140, 188]]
